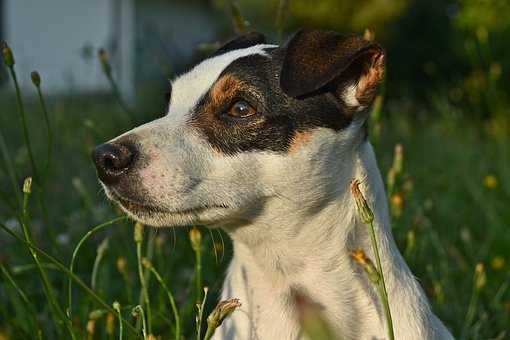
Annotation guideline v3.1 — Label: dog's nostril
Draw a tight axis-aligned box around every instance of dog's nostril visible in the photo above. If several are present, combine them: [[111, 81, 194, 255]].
[[92, 142, 137, 185]]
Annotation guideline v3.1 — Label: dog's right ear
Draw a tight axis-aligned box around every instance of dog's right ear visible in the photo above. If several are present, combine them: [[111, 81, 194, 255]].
[[280, 29, 384, 111], [210, 32, 266, 57]]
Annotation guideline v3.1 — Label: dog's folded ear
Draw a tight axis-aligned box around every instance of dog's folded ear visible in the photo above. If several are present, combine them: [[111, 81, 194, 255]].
[[211, 32, 267, 57], [280, 29, 384, 111]]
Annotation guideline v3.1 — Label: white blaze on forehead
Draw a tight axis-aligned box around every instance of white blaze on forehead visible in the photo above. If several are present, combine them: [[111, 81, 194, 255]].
[[168, 44, 277, 118]]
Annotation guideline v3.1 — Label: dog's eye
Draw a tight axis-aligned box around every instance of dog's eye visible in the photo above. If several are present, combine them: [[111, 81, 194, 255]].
[[227, 100, 256, 118]]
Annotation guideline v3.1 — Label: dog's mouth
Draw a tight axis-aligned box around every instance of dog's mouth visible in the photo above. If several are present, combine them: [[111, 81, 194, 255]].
[[109, 189, 229, 221]]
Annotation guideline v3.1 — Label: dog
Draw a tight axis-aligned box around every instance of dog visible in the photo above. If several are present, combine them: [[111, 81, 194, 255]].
[[92, 29, 454, 339]]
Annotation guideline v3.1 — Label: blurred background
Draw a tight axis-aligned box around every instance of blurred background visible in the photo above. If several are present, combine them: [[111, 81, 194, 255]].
[[0, 0, 509, 339]]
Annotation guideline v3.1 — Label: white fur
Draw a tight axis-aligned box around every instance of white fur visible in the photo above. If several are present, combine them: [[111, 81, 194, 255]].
[[169, 44, 277, 119], [105, 45, 454, 340]]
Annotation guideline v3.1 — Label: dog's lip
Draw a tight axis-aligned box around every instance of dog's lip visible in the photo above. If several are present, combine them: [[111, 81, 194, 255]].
[[110, 190, 229, 216]]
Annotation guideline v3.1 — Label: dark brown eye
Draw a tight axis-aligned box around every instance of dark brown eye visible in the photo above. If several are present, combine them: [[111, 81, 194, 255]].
[[227, 100, 256, 118]]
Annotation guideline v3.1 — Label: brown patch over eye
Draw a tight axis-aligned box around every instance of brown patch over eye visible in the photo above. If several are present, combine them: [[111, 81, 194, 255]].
[[209, 74, 244, 108]]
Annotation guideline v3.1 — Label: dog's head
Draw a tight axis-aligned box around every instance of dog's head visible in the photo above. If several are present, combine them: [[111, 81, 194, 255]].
[[92, 29, 384, 228]]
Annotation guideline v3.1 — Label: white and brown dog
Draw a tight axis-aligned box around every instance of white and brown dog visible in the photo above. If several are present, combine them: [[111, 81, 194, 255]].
[[92, 30, 453, 339]]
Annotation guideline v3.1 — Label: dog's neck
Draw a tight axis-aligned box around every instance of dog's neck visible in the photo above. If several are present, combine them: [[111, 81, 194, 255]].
[[218, 141, 449, 340]]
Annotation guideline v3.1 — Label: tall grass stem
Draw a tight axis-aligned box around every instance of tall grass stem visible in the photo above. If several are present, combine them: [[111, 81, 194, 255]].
[[67, 216, 127, 317], [0, 221, 139, 336], [135, 223, 153, 335], [20, 178, 76, 339], [143, 259, 181, 340]]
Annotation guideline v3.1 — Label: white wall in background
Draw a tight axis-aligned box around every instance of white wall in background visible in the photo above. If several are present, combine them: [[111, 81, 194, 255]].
[[4, 0, 134, 98]]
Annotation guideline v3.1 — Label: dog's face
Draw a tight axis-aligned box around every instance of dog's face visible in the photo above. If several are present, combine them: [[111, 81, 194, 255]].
[[92, 30, 384, 228]]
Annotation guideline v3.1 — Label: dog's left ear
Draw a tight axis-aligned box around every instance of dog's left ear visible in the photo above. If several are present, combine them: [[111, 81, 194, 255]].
[[280, 29, 384, 110]]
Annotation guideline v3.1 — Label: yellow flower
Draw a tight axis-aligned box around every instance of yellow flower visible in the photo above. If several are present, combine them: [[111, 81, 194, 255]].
[[116, 257, 127, 274], [483, 175, 498, 189], [350, 249, 380, 284], [491, 256, 505, 271]]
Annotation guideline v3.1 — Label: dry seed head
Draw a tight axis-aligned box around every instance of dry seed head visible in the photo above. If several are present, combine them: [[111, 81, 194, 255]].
[[23, 177, 32, 194], [98, 48, 112, 76], [189, 227, 202, 252], [350, 179, 374, 224], [1, 41, 14, 67], [86, 319, 96, 335], [141, 257, 152, 269], [30, 71, 41, 87], [106, 313, 115, 335], [207, 298, 242, 329], [134, 222, 144, 243]]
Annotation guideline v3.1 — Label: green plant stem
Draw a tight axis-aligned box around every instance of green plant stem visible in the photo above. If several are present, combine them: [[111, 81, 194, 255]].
[[275, 0, 290, 42], [12, 262, 61, 274], [0, 128, 22, 206], [106, 73, 135, 124], [34, 84, 53, 181], [204, 325, 215, 340], [194, 242, 203, 305], [368, 221, 395, 340], [136, 238, 152, 335], [133, 306, 147, 340], [196, 288, 208, 340], [462, 285, 480, 338], [6, 66, 39, 184], [113, 302, 123, 340], [146, 264, 181, 340], [1, 264, 42, 338], [0, 221, 140, 337], [68, 216, 127, 317], [91, 238, 109, 290], [20, 182, 75, 339]]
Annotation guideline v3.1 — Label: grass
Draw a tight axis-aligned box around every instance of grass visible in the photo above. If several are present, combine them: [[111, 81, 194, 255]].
[[1, 9, 510, 340]]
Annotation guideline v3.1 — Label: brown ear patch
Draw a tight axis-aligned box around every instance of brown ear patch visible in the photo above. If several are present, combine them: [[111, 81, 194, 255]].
[[355, 50, 385, 107]]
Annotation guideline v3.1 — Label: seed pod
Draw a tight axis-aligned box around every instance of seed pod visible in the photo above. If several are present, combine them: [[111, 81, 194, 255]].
[[23, 177, 32, 194], [31, 71, 41, 87], [134, 222, 144, 243], [189, 227, 202, 252], [1, 41, 15, 67], [350, 179, 374, 224], [98, 48, 112, 76], [207, 298, 241, 330]]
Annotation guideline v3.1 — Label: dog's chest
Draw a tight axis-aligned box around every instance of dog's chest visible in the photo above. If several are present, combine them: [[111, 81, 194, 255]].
[[214, 258, 302, 340]]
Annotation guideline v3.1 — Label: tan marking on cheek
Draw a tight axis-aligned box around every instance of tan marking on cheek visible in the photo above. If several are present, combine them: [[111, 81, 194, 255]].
[[288, 131, 312, 154]]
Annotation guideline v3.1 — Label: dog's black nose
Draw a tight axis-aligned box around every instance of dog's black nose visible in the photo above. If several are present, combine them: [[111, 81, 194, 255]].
[[92, 142, 136, 185]]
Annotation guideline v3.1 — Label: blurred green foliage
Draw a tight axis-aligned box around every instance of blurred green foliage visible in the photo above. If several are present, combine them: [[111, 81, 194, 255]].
[[0, 0, 509, 339]]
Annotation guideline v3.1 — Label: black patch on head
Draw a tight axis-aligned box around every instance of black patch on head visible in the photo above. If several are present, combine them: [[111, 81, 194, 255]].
[[210, 32, 266, 58], [189, 49, 354, 155], [188, 30, 384, 155]]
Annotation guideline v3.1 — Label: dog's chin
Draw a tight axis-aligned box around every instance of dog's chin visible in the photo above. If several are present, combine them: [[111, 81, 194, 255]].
[[105, 188, 231, 228]]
